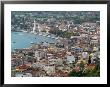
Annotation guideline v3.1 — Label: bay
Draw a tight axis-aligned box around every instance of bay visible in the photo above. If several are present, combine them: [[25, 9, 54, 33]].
[[11, 32, 56, 51]]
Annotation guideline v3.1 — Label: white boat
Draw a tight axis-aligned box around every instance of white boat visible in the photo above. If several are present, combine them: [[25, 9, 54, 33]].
[[55, 37, 59, 40], [33, 32, 36, 34], [47, 35, 51, 37], [43, 34, 46, 36], [45, 34, 48, 36], [39, 33, 42, 36], [30, 42, 34, 44], [52, 36, 55, 39], [23, 31, 27, 33]]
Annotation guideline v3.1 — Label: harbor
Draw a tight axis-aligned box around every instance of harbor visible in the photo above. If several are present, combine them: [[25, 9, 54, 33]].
[[11, 11, 100, 77]]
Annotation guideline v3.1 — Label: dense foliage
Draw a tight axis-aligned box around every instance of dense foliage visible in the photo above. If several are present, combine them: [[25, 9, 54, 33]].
[[68, 65, 100, 77]]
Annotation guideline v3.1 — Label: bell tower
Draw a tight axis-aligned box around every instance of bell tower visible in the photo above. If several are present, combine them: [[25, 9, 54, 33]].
[[32, 19, 36, 33]]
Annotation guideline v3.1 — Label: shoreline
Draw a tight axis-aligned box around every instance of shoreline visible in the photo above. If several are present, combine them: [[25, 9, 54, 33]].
[[11, 31, 57, 52]]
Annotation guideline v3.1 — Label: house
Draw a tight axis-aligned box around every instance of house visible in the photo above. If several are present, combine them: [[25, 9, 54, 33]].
[[31, 62, 44, 69], [56, 66, 64, 71], [15, 73, 32, 77], [93, 47, 99, 51], [35, 50, 41, 61], [15, 64, 30, 72], [47, 53, 53, 59], [90, 40, 99, 44], [43, 42, 49, 47], [55, 58, 63, 65], [66, 55, 75, 64], [48, 59, 56, 65], [71, 47, 83, 53], [82, 52, 89, 59], [43, 65, 55, 75], [84, 64, 96, 71], [35, 50, 46, 60], [59, 23, 67, 31]]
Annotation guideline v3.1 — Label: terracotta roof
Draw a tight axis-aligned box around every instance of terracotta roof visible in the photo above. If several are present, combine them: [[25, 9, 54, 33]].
[[16, 64, 30, 70]]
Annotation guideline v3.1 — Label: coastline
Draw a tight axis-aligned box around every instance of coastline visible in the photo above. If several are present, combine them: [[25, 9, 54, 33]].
[[11, 31, 57, 52]]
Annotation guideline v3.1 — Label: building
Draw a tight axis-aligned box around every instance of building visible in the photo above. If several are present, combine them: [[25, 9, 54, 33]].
[[31, 19, 37, 33], [66, 55, 75, 64], [82, 52, 89, 59], [43, 65, 55, 75], [15, 73, 32, 77]]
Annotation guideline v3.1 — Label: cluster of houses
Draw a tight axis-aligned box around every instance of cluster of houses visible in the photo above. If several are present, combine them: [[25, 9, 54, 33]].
[[11, 12, 100, 77], [11, 21, 100, 77]]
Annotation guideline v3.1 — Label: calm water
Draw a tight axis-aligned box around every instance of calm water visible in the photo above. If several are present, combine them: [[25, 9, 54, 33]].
[[11, 32, 56, 51]]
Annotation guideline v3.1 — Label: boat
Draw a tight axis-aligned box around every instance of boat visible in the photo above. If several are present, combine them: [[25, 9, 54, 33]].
[[23, 30, 27, 33], [30, 42, 34, 44], [13, 41, 16, 43], [51, 36, 55, 39], [43, 34, 46, 36], [55, 37, 59, 40], [39, 33, 42, 36], [47, 35, 51, 38], [45, 34, 48, 36], [35, 32, 38, 34]]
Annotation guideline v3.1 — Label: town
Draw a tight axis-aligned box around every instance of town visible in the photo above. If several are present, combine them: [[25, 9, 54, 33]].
[[11, 11, 100, 77]]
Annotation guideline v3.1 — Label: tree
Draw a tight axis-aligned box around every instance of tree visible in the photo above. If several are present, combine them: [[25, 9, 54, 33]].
[[28, 52, 34, 57], [83, 66, 100, 77], [68, 70, 83, 77]]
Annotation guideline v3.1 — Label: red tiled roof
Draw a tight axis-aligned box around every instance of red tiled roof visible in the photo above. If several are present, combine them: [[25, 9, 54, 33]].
[[17, 64, 30, 69]]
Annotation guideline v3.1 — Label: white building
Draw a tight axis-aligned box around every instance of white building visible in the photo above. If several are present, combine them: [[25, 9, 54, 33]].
[[66, 55, 75, 64], [37, 23, 43, 32], [56, 58, 63, 65], [32, 62, 44, 69], [15, 73, 32, 77], [35, 50, 41, 61], [43, 42, 49, 47], [31, 19, 37, 33], [43, 65, 55, 75], [35, 50, 46, 61], [82, 52, 89, 59]]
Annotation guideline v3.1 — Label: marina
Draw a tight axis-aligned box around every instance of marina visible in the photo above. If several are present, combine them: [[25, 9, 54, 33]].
[[11, 32, 56, 51], [11, 11, 100, 77]]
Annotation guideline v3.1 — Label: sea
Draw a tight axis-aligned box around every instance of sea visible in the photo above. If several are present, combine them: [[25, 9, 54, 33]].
[[11, 32, 56, 52]]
